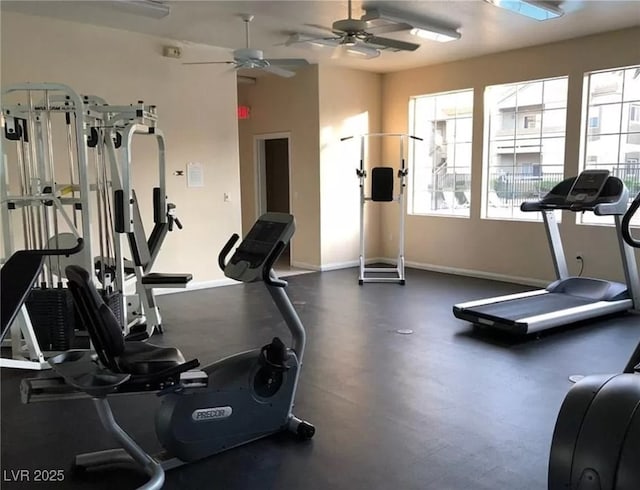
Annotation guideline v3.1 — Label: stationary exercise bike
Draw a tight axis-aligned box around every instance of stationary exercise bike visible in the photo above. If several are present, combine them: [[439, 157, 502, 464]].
[[21, 212, 315, 489], [548, 192, 640, 490]]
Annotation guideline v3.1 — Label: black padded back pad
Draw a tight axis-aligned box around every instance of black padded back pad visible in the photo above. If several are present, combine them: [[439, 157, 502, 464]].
[[127, 189, 152, 268], [66, 265, 125, 370], [371, 167, 394, 202], [1, 252, 44, 340]]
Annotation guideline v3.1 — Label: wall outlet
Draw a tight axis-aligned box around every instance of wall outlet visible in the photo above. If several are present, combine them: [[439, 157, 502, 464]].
[[223, 192, 230, 202]]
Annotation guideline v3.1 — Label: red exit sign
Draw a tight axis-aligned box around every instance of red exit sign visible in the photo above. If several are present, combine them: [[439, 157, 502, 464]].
[[237, 105, 251, 120]]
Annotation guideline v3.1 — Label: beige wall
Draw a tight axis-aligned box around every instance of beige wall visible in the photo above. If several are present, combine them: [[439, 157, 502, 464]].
[[237, 65, 382, 269], [237, 66, 321, 268], [6, 10, 635, 286], [318, 65, 382, 267], [382, 27, 640, 285], [1, 11, 242, 284]]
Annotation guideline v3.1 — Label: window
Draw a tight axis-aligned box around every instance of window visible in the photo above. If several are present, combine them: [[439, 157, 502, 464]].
[[408, 89, 473, 217], [580, 65, 640, 226], [483, 77, 568, 220], [524, 115, 539, 129]]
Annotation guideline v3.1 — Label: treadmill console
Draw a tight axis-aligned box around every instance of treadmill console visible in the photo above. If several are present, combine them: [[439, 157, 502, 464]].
[[566, 170, 610, 204], [223, 213, 295, 283]]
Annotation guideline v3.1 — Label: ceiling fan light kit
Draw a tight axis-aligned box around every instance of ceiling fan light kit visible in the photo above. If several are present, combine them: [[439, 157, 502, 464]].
[[484, 0, 564, 21], [409, 27, 460, 43], [286, 0, 464, 60]]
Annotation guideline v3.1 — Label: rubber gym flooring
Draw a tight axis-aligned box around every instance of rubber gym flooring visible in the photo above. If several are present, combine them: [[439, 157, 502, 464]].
[[1, 267, 638, 489]]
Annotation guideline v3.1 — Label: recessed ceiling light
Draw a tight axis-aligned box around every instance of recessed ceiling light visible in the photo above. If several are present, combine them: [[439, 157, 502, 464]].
[[111, 0, 171, 19], [484, 0, 564, 21]]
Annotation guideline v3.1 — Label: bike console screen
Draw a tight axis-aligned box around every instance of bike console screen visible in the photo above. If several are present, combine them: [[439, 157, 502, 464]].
[[225, 213, 295, 282], [237, 221, 288, 263]]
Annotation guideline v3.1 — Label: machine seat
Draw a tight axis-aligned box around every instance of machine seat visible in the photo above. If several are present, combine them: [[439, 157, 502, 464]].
[[66, 265, 195, 381], [117, 341, 185, 375], [141, 273, 193, 285]]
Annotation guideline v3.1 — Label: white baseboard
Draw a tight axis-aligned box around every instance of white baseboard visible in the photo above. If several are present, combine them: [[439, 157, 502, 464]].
[[320, 259, 359, 272], [156, 259, 547, 295], [290, 261, 321, 271], [403, 259, 549, 288], [300, 257, 398, 272], [154, 278, 239, 296]]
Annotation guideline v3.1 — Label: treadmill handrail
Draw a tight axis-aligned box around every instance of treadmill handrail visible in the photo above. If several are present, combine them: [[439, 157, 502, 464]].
[[520, 176, 628, 216], [621, 192, 640, 249]]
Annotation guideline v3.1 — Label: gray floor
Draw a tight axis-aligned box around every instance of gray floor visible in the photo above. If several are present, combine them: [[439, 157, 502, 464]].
[[1, 267, 638, 489]]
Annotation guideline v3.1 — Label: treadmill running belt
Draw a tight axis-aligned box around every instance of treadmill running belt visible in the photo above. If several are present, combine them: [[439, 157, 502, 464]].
[[470, 293, 595, 322]]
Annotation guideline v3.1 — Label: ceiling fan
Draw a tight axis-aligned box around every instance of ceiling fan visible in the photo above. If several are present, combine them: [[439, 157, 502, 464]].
[[184, 14, 309, 78], [286, 0, 420, 59]]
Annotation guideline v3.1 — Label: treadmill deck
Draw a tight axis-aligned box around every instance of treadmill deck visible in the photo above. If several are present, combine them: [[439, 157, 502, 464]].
[[470, 293, 593, 320], [453, 292, 632, 334]]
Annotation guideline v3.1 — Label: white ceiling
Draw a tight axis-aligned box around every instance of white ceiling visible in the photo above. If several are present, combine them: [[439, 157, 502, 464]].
[[2, 1, 639, 73]]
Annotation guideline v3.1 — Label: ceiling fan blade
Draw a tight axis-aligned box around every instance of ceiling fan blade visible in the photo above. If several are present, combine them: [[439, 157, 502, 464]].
[[331, 43, 380, 60], [261, 64, 297, 78], [265, 58, 309, 66], [303, 23, 336, 34], [182, 61, 236, 65], [365, 22, 413, 34], [365, 35, 420, 52], [285, 33, 343, 50], [331, 45, 346, 59]]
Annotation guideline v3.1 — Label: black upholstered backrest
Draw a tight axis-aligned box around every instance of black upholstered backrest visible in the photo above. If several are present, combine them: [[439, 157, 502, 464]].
[[65, 265, 125, 371], [1, 251, 44, 340], [127, 190, 152, 269]]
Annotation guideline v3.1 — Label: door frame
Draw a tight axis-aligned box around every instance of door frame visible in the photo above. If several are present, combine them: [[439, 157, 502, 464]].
[[253, 131, 293, 258]]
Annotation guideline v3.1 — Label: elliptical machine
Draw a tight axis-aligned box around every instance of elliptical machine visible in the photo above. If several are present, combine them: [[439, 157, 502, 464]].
[[21, 212, 315, 489], [548, 193, 640, 490]]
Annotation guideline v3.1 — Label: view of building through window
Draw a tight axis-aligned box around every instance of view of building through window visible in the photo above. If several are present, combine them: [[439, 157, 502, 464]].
[[581, 65, 640, 225], [483, 77, 568, 220], [408, 89, 473, 217], [407, 68, 640, 227]]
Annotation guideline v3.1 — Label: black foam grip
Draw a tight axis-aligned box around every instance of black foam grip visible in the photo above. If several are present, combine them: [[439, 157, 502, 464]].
[[153, 187, 161, 224], [114, 190, 125, 233]]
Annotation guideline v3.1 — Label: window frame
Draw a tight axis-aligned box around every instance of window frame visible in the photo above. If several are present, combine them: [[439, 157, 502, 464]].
[[407, 88, 475, 218], [481, 76, 569, 223], [578, 65, 640, 227]]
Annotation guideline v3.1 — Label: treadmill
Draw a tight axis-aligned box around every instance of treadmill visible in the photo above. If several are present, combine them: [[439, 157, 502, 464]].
[[453, 170, 640, 334]]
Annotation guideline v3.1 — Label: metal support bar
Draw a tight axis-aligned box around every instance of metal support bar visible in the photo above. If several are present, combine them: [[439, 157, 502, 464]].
[[89, 398, 165, 490], [542, 210, 569, 281], [266, 279, 306, 417], [0, 306, 50, 371], [615, 215, 640, 311]]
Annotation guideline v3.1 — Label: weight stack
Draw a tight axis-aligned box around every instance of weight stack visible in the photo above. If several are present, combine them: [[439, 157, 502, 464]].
[[102, 290, 125, 329], [72, 290, 125, 332], [25, 288, 76, 351]]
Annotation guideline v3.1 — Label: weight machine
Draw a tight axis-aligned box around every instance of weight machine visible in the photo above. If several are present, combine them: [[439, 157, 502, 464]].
[[1, 83, 189, 369], [1, 83, 94, 369], [342, 133, 422, 285]]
